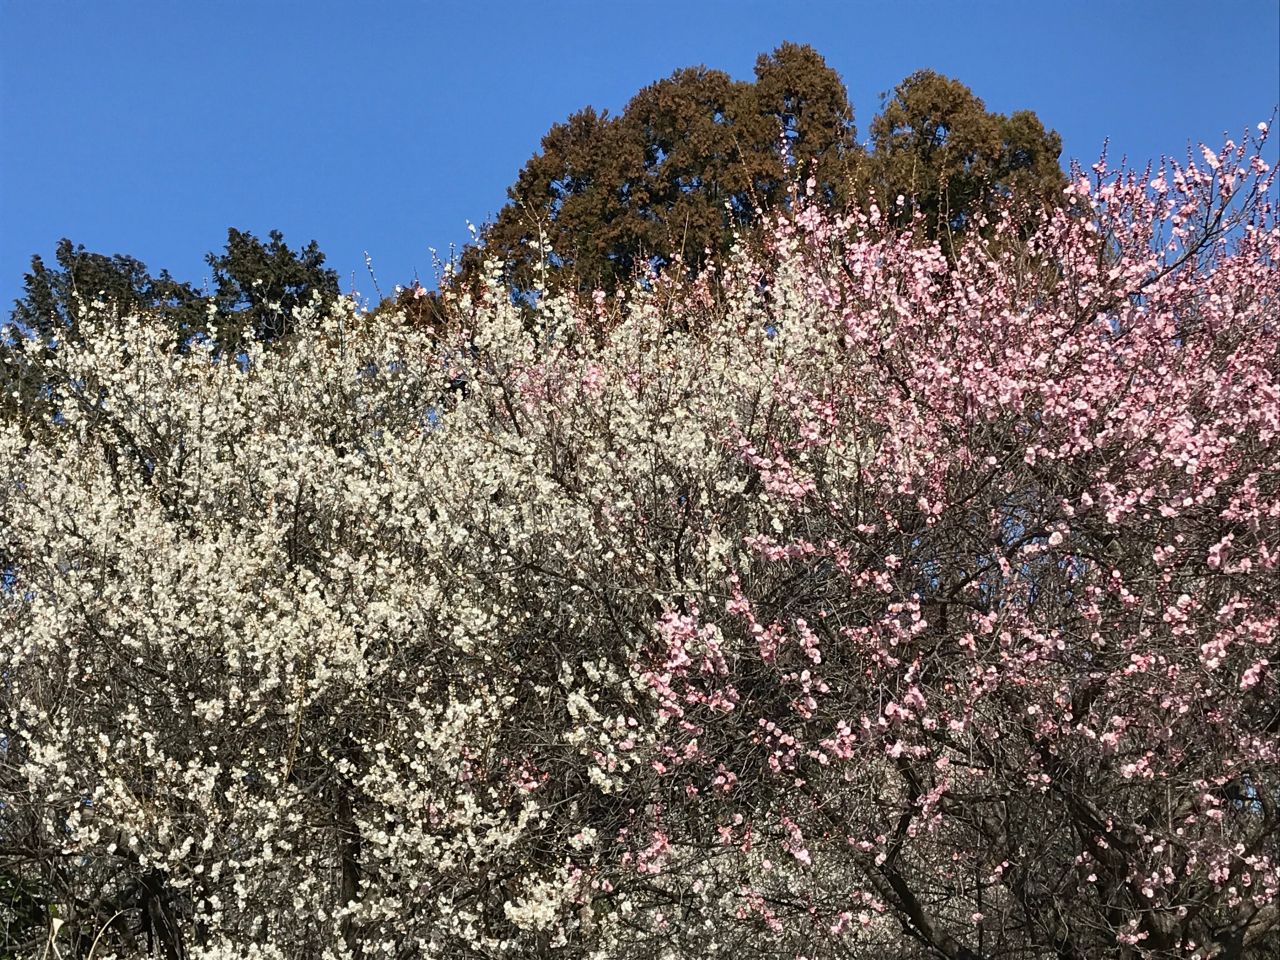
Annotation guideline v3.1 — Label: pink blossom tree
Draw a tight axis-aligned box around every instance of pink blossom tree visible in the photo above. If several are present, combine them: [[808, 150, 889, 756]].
[[1, 126, 1276, 959]]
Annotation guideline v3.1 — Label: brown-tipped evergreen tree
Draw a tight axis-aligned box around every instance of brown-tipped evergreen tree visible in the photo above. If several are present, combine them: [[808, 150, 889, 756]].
[[866, 69, 1066, 239], [461, 43, 860, 298], [457, 48, 1066, 301]]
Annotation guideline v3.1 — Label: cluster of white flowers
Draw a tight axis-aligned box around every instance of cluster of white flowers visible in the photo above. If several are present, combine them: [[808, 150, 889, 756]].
[[0, 251, 880, 958]]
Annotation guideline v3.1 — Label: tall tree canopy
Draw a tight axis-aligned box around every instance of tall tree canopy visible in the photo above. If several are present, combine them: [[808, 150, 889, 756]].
[[867, 69, 1067, 238], [458, 46, 1064, 300], [3, 230, 340, 431], [205, 228, 341, 343], [3, 241, 206, 430], [462, 43, 860, 297], [8, 229, 341, 347], [8, 238, 203, 342]]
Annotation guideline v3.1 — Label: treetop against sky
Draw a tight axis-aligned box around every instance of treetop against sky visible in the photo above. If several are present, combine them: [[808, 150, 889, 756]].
[[1, 0, 1276, 312]]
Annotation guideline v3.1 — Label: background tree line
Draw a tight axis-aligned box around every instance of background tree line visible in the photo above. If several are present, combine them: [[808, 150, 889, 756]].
[[459, 43, 1065, 301], [6, 43, 1066, 354]]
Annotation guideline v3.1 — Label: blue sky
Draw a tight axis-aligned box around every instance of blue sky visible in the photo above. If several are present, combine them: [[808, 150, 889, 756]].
[[2, 0, 1277, 312]]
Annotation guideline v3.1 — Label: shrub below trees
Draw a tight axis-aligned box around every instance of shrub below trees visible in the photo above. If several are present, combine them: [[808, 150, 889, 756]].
[[1, 130, 1277, 959]]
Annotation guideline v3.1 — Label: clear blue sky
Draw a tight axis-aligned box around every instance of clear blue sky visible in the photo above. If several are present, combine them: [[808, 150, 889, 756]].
[[2, 0, 1277, 312]]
